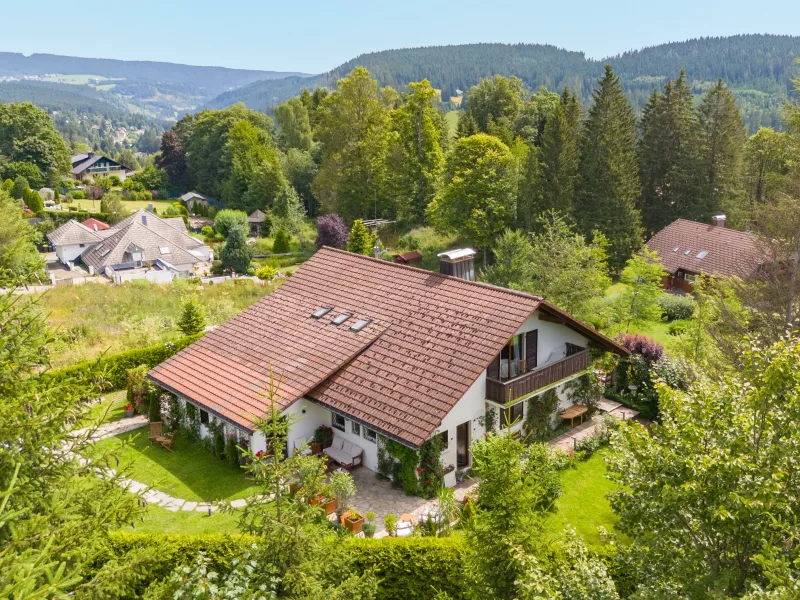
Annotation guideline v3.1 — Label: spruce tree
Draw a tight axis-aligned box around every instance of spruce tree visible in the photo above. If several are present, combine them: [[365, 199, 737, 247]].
[[219, 225, 253, 274], [346, 219, 376, 255], [10, 176, 28, 200], [637, 71, 700, 233], [177, 296, 207, 336], [696, 79, 747, 226], [537, 88, 582, 221], [574, 65, 642, 271]]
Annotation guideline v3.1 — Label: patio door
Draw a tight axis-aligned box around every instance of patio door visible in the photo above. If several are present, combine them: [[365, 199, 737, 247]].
[[456, 421, 470, 468]]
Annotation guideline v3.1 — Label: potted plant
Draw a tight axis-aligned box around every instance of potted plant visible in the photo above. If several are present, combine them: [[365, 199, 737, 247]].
[[362, 511, 377, 538], [329, 470, 356, 520], [383, 513, 397, 537], [123, 403, 135, 418], [342, 508, 364, 534], [314, 424, 334, 449]]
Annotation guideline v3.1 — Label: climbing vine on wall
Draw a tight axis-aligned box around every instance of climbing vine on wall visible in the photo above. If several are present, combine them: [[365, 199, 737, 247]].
[[417, 435, 444, 499], [384, 439, 420, 496], [524, 388, 560, 442]]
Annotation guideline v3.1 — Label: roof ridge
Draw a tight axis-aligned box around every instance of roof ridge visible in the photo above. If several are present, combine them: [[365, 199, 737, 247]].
[[318, 246, 545, 303]]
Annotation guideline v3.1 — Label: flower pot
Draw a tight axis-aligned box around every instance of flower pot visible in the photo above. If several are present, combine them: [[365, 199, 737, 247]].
[[362, 523, 376, 538], [322, 497, 337, 516], [322, 437, 333, 449], [308, 493, 322, 506], [343, 515, 364, 534], [289, 482, 302, 495], [124, 408, 135, 418], [310, 442, 322, 455]]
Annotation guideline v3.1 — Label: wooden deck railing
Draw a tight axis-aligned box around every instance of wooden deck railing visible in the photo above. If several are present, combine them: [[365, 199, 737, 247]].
[[486, 349, 590, 404]]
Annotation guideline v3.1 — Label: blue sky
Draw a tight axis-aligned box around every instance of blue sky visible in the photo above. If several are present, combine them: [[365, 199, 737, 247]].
[[2, 0, 799, 73]]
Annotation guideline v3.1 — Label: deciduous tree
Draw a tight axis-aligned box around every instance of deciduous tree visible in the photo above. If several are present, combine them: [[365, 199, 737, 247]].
[[275, 97, 313, 152]]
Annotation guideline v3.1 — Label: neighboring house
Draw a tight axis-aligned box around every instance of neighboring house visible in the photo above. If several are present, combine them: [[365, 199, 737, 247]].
[[81, 217, 110, 231], [248, 210, 267, 237], [393, 251, 423, 267], [147, 247, 627, 487], [180, 192, 223, 213], [70, 152, 129, 181], [646, 215, 761, 292], [188, 216, 214, 232], [47, 209, 212, 281]]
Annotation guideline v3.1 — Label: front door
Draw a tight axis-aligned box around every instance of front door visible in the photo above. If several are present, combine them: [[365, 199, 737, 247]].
[[456, 421, 470, 468]]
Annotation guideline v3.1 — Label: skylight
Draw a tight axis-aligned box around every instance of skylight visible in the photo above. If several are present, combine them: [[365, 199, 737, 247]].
[[684, 249, 692, 255], [696, 250, 709, 259], [311, 306, 332, 319], [159, 246, 171, 255], [673, 247, 680, 252], [331, 312, 352, 326], [350, 318, 372, 332], [99, 247, 111, 257]]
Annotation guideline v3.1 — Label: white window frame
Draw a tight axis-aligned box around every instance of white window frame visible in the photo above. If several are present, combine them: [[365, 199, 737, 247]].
[[332, 413, 345, 432], [363, 427, 377, 443]]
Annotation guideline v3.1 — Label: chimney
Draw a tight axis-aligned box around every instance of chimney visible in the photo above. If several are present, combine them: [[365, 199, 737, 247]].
[[712, 214, 726, 228], [87, 151, 94, 159], [141, 214, 147, 226], [148, 202, 154, 213], [437, 248, 477, 281], [93, 223, 98, 231]]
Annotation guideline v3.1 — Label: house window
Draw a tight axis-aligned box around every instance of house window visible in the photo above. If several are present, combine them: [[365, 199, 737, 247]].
[[684, 273, 697, 283], [200, 409, 209, 425], [363, 428, 377, 443], [438, 430, 449, 450], [79, 244, 85, 248], [332, 413, 345, 432], [500, 334, 525, 379], [501, 402, 524, 428], [351, 421, 361, 436]]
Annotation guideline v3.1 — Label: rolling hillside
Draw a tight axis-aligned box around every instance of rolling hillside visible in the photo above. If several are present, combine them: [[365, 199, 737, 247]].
[[202, 35, 800, 131]]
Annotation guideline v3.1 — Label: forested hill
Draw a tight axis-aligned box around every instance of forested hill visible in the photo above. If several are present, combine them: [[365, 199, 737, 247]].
[[203, 34, 800, 131], [0, 53, 310, 90]]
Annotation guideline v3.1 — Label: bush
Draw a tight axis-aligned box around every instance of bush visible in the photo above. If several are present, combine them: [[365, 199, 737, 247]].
[[315, 213, 349, 250], [210, 260, 224, 276], [658, 293, 695, 321], [148, 394, 161, 422], [256, 265, 277, 280], [68, 190, 85, 200], [618, 333, 664, 362], [271, 228, 291, 254], [37, 210, 109, 227], [200, 225, 214, 238], [41, 334, 202, 392], [226, 436, 240, 469]]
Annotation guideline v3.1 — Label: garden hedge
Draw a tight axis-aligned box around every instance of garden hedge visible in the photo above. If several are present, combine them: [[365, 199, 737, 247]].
[[37, 209, 110, 226], [41, 334, 202, 392]]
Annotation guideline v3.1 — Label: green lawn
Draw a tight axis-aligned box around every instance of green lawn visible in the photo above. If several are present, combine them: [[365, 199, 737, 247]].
[[123, 504, 242, 535], [93, 430, 261, 503], [85, 390, 128, 424], [68, 198, 175, 212], [543, 451, 624, 547], [444, 110, 461, 139]]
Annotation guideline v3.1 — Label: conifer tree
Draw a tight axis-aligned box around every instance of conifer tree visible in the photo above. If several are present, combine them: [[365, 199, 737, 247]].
[[536, 88, 582, 221], [574, 66, 642, 271], [696, 79, 747, 225], [177, 296, 207, 336], [346, 219, 376, 255], [637, 71, 700, 234], [10, 176, 28, 200], [219, 224, 253, 274]]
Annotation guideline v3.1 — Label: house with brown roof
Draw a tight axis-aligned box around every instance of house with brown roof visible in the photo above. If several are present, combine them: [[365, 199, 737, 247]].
[[70, 152, 130, 181], [81, 217, 110, 231], [148, 247, 628, 487], [646, 215, 762, 292], [47, 209, 212, 281]]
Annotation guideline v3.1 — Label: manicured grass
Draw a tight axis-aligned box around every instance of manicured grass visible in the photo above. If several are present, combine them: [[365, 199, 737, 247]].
[[93, 430, 261, 503], [68, 198, 175, 212], [543, 451, 624, 547], [123, 504, 242, 535], [85, 390, 129, 424]]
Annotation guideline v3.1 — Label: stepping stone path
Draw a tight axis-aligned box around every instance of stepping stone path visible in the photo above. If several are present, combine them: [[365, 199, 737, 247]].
[[548, 399, 644, 452]]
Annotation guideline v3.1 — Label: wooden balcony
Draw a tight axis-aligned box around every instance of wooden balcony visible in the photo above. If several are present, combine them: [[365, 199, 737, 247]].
[[486, 349, 590, 405]]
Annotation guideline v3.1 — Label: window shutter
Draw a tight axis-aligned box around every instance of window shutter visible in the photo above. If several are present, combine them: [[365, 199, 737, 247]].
[[487, 353, 500, 379], [525, 330, 538, 371]]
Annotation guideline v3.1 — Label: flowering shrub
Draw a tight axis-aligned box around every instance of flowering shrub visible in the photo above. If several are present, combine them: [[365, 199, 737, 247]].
[[618, 334, 664, 362], [417, 435, 444, 499]]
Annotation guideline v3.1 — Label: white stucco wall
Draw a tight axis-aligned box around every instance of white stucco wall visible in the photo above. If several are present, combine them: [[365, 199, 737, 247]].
[[56, 243, 89, 264], [515, 311, 591, 366]]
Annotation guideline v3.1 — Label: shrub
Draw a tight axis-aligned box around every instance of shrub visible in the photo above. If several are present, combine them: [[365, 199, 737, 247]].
[[315, 213, 349, 250], [256, 265, 277, 280], [398, 232, 421, 251], [214, 209, 249, 238], [210, 260, 223, 275], [271, 228, 291, 254], [126, 364, 155, 414], [618, 333, 664, 362], [68, 190, 85, 200], [148, 394, 161, 422], [200, 225, 213, 237], [658, 293, 695, 321], [226, 436, 240, 469], [177, 297, 206, 336]]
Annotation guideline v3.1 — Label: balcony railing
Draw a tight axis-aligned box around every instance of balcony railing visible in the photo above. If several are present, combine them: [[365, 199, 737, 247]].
[[486, 349, 590, 404]]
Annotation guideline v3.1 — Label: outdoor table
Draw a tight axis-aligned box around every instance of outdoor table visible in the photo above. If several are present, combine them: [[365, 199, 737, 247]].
[[560, 404, 589, 428]]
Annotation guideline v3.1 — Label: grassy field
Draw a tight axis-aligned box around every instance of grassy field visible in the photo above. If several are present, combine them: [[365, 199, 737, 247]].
[[94, 430, 261, 503], [39, 278, 274, 369], [543, 451, 623, 547], [123, 504, 242, 535], [85, 390, 128, 424], [445, 110, 461, 139], [43, 74, 109, 84], [67, 198, 175, 213]]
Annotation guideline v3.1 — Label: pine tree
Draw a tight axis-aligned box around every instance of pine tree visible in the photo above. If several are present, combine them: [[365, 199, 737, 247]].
[[637, 71, 700, 233], [574, 65, 642, 271], [696, 79, 747, 226], [346, 219, 376, 255], [536, 88, 582, 221], [10, 176, 28, 200], [219, 225, 253, 274], [54, 187, 60, 203], [271, 228, 291, 253], [177, 296, 207, 336]]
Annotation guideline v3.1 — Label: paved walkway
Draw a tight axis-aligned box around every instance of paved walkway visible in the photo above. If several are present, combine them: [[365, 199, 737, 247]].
[[549, 400, 642, 452]]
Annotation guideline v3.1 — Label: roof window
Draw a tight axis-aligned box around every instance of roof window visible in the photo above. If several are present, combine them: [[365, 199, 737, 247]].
[[350, 318, 372, 332], [311, 306, 332, 319], [684, 249, 692, 255], [673, 247, 680, 252], [99, 247, 111, 257], [331, 312, 352, 326], [696, 250, 709, 259], [159, 246, 171, 255]]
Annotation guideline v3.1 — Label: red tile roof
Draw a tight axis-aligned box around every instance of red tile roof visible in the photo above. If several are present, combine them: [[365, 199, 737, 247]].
[[81, 217, 109, 231], [149, 248, 625, 447], [646, 219, 761, 278]]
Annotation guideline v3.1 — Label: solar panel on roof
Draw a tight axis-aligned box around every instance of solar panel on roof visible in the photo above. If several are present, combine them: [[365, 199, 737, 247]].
[[350, 318, 371, 332], [311, 306, 332, 319], [696, 250, 709, 259], [331, 312, 351, 326]]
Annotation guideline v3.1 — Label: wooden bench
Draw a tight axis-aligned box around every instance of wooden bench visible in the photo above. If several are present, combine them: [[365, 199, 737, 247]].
[[560, 405, 589, 428]]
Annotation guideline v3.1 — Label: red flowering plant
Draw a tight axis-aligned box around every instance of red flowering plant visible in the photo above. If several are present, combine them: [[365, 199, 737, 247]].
[[417, 434, 445, 499]]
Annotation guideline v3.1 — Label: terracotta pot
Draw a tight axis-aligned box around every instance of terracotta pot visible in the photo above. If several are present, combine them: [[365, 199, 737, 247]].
[[308, 493, 322, 506], [289, 482, 302, 495], [310, 442, 322, 455], [343, 514, 364, 534], [322, 497, 337, 515]]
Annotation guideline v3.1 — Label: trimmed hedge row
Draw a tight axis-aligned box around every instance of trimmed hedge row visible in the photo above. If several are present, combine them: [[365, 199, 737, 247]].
[[105, 533, 635, 599], [41, 334, 202, 391], [36, 209, 111, 226]]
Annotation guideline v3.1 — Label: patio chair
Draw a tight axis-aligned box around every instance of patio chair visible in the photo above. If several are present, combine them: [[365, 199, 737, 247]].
[[159, 432, 177, 452], [149, 422, 163, 445]]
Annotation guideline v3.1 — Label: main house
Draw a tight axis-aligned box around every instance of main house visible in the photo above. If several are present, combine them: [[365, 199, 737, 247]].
[[47, 209, 213, 281], [70, 152, 130, 181], [147, 248, 627, 486], [646, 215, 761, 292]]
